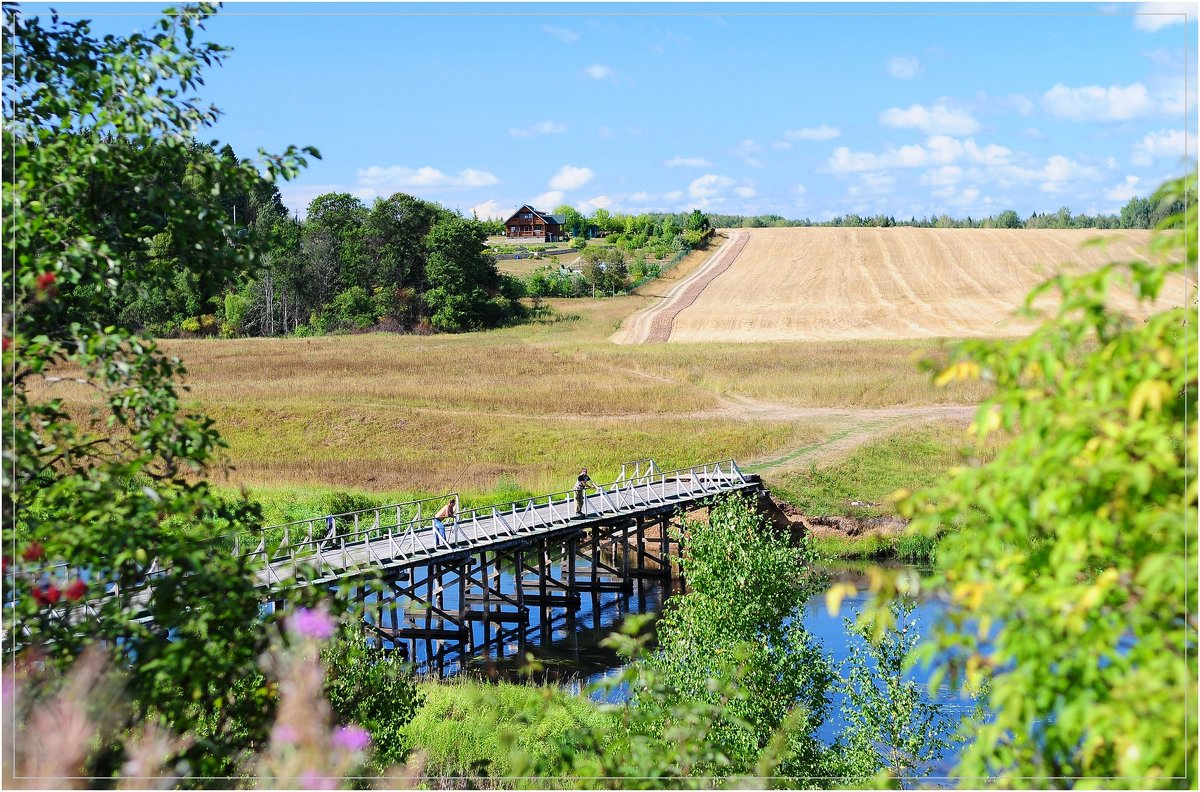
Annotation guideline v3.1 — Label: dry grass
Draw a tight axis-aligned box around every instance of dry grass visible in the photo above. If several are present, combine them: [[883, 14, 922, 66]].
[[37, 276, 989, 496], [664, 227, 1184, 342], [48, 229, 1176, 500]]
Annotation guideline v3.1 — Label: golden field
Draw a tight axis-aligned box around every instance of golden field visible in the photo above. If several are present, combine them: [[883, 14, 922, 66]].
[[622, 227, 1185, 343]]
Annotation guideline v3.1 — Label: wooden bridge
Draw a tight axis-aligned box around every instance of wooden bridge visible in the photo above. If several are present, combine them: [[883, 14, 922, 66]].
[[22, 459, 770, 673]]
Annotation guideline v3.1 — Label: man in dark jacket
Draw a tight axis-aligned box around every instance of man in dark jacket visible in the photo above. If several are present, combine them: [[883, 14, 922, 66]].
[[574, 468, 593, 517]]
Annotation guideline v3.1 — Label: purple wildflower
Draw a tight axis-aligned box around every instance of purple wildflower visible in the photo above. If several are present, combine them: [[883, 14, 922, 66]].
[[271, 723, 297, 744], [299, 769, 336, 790], [331, 724, 371, 752], [289, 607, 335, 640]]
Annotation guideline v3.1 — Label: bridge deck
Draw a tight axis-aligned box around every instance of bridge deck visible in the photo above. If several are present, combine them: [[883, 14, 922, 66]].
[[248, 460, 759, 590]]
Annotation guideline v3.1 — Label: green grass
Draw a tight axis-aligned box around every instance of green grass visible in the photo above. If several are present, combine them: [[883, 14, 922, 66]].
[[403, 679, 608, 785], [768, 421, 1004, 519], [810, 531, 941, 563]]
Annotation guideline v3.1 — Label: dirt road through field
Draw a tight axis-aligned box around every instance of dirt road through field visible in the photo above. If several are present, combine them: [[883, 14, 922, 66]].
[[612, 231, 749, 344]]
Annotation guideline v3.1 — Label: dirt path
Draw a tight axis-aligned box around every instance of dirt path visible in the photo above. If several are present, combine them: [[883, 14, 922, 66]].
[[611, 231, 749, 344]]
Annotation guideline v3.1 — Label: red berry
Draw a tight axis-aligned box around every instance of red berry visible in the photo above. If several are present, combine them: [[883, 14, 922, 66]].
[[35, 272, 56, 290], [21, 542, 44, 562], [2, 337, 9, 351], [33, 585, 61, 606], [65, 579, 87, 601]]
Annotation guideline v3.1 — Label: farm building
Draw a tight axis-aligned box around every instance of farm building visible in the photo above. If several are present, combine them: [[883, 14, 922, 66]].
[[504, 205, 568, 242]]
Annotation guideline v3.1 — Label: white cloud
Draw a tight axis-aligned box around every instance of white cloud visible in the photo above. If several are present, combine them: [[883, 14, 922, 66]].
[[828, 135, 1006, 174], [1009, 94, 1036, 116], [1132, 128, 1186, 165], [584, 64, 615, 80], [920, 166, 964, 187], [576, 195, 613, 214], [792, 184, 808, 195], [782, 125, 841, 142], [956, 187, 981, 205], [849, 172, 896, 196], [469, 199, 510, 220], [510, 120, 567, 138], [1042, 82, 1154, 121], [926, 135, 964, 164], [964, 139, 1012, 165], [532, 190, 565, 209], [356, 165, 499, 190], [879, 100, 980, 135], [827, 143, 930, 172], [665, 156, 713, 168], [543, 25, 579, 42], [732, 139, 764, 168], [1133, 2, 1191, 31], [1041, 156, 1102, 192], [734, 186, 757, 198], [689, 174, 734, 201], [1106, 175, 1142, 202], [548, 165, 595, 190], [887, 55, 921, 79], [1159, 86, 1187, 116], [621, 190, 686, 211]]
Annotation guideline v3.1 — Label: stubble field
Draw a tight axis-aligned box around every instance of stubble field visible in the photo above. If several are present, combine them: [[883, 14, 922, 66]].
[[643, 227, 1179, 342]]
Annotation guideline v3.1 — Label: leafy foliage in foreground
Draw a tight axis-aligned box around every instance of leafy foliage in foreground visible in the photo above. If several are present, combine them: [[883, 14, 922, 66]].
[[873, 175, 1197, 788], [2, 3, 316, 776]]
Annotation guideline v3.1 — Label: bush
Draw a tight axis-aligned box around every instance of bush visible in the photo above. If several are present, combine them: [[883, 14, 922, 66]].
[[179, 314, 219, 337], [322, 627, 423, 771], [328, 286, 375, 331], [570, 236, 587, 250]]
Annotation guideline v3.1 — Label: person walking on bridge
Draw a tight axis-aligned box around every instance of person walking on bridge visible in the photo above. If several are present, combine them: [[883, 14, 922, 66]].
[[574, 468, 593, 518]]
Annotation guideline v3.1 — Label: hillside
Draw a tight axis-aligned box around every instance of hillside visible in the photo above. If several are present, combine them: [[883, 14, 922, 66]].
[[616, 227, 1185, 343]]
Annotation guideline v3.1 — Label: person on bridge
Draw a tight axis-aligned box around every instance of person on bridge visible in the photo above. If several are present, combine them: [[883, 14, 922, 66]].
[[433, 498, 456, 544], [574, 468, 593, 518]]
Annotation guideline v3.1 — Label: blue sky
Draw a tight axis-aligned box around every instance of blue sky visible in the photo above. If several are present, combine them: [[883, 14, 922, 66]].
[[35, 2, 1197, 220]]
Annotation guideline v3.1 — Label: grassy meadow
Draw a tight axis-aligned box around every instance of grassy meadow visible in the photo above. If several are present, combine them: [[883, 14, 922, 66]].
[[35, 246, 993, 526]]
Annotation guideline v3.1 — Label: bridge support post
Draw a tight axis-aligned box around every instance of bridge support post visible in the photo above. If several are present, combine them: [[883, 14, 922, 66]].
[[538, 539, 550, 646]]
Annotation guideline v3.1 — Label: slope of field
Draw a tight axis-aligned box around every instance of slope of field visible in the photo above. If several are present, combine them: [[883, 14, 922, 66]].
[[650, 227, 1180, 343]]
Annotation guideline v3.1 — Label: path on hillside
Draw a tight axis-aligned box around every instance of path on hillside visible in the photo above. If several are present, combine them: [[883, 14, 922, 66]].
[[612, 230, 750, 344]]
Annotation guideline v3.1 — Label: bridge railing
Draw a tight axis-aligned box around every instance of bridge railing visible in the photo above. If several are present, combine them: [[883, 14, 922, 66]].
[[18, 461, 752, 605], [240, 459, 750, 588], [615, 458, 661, 487]]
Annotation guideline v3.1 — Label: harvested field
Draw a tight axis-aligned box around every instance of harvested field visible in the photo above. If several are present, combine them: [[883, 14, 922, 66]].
[[627, 227, 1187, 343]]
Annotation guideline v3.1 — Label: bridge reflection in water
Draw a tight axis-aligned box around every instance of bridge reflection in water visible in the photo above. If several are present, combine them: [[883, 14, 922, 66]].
[[363, 545, 675, 678]]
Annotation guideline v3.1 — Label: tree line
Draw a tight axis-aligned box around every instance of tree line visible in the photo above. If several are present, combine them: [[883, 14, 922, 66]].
[[120, 178, 527, 337], [709, 191, 1185, 231]]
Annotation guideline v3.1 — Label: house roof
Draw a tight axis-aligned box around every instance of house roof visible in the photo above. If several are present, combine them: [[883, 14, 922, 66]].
[[504, 205, 567, 226]]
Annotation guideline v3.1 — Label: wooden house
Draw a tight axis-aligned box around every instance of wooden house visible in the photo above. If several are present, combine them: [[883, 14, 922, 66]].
[[504, 205, 568, 242]]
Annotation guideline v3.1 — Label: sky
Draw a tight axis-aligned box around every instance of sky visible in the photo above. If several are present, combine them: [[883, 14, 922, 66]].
[[29, 1, 1199, 221]]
